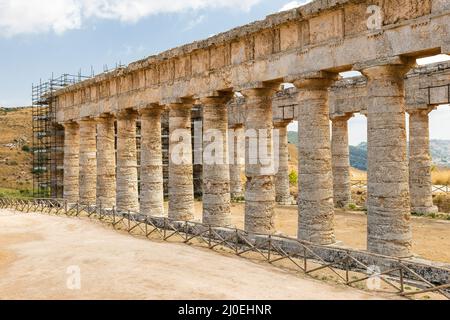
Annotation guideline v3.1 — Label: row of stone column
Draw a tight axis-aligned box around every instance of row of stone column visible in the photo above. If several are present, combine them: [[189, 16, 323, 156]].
[[62, 60, 437, 258]]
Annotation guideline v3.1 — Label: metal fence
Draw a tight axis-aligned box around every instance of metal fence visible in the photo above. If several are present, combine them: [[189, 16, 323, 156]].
[[351, 180, 450, 194], [1, 197, 449, 300]]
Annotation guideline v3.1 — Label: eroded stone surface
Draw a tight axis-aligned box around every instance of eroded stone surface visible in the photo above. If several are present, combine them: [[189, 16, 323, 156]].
[[96, 115, 116, 208], [243, 87, 277, 234], [362, 63, 413, 258], [331, 115, 352, 208], [63, 122, 80, 204], [202, 96, 232, 226], [293, 74, 336, 245], [168, 104, 195, 221], [140, 107, 165, 217], [274, 121, 293, 205], [408, 110, 439, 214], [116, 111, 139, 213], [79, 119, 97, 205]]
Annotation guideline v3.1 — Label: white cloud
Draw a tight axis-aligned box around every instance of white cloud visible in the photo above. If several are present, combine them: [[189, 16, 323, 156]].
[[279, 0, 312, 12], [183, 15, 205, 31], [0, 0, 261, 37]]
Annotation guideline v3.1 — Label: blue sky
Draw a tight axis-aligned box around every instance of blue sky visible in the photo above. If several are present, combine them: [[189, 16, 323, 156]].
[[0, 0, 449, 144]]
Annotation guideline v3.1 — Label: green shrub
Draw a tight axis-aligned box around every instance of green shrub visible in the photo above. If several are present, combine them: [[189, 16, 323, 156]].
[[21, 145, 31, 152], [289, 170, 298, 185]]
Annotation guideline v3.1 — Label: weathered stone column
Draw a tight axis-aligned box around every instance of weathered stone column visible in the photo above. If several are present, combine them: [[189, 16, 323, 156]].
[[140, 106, 165, 217], [362, 61, 413, 257], [201, 95, 233, 226], [63, 122, 80, 204], [242, 86, 278, 233], [116, 110, 139, 213], [331, 115, 352, 208], [291, 72, 336, 245], [408, 109, 438, 214], [168, 103, 194, 221], [274, 121, 293, 205], [229, 125, 244, 199], [96, 114, 116, 208], [79, 118, 97, 205]]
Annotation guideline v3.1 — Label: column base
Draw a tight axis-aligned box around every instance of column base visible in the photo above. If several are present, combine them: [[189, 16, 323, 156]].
[[411, 206, 439, 214], [276, 195, 295, 206], [231, 192, 245, 200]]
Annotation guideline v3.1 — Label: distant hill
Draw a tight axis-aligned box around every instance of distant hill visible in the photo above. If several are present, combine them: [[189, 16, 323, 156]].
[[0, 107, 33, 191], [288, 131, 450, 171]]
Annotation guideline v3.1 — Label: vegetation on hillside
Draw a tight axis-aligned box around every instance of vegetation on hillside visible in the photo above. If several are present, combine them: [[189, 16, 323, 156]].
[[0, 107, 33, 194], [288, 131, 450, 171]]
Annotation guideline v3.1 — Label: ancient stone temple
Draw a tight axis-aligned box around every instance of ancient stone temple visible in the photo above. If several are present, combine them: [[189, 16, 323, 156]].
[[53, 0, 450, 257]]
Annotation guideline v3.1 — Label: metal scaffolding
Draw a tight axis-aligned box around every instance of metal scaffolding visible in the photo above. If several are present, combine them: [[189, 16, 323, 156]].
[[32, 74, 90, 198]]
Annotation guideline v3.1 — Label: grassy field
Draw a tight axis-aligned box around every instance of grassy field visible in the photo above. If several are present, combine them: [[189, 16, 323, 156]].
[[432, 167, 450, 185], [0, 187, 33, 199], [0, 107, 33, 191]]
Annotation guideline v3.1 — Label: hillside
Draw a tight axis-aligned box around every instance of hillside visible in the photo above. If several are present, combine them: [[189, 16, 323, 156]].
[[0, 107, 33, 193], [288, 131, 450, 171]]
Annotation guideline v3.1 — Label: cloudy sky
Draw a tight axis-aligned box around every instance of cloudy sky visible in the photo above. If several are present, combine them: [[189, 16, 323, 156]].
[[0, 0, 448, 144]]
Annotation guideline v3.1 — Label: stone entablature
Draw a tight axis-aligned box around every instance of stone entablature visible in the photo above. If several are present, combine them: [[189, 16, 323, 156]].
[[54, 0, 449, 123], [227, 61, 450, 126]]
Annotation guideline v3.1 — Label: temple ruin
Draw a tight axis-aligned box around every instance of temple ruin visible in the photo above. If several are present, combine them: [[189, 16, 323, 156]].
[[34, 0, 450, 258]]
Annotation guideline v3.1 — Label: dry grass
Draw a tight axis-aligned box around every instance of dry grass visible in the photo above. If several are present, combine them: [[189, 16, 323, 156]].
[[0, 107, 33, 191], [432, 168, 450, 186]]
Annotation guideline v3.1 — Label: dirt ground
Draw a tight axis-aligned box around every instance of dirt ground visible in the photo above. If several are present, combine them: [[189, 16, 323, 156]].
[[0, 209, 395, 300], [187, 202, 450, 264]]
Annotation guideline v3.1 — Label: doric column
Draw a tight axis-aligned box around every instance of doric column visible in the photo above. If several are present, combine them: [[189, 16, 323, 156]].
[[408, 109, 438, 214], [229, 125, 245, 199], [274, 120, 293, 205], [241, 86, 278, 233], [361, 61, 413, 257], [96, 114, 116, 208], [168, 103, 195, 221], [79, 118, 97, 205], [291, 72, 336, 245], [63, 122, 80, 204], [116, 110, 139, 213], [201, 94, 233, 226], [140, 106, 165, 217], [331, 115, 352, 208]]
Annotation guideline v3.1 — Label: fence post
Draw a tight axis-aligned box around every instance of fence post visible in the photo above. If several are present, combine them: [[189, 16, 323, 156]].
[[208, 225, 212, 248], [268, 235, 272, 262]]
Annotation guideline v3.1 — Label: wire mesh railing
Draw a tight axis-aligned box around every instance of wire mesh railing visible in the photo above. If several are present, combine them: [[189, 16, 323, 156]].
[[0, 197, 449, 300], [351, 180, 450, 194]]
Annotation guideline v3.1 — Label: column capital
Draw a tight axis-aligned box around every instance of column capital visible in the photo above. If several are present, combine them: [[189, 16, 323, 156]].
[[78, 117, 97, 124], [407, 107, 433, 116], [116, 108, 138, 120], [167, 102, 194, 111], [239, 81, 282, 98], [139, 104, 165, 116], [62, 121, 79, 129], [273, 120, 292, 128], [356, 56, 416, 80], [330, 113, 353, 122], [287, 71, 338, 90], [94, 113, 115, 121], [198, 92, 234, 105]]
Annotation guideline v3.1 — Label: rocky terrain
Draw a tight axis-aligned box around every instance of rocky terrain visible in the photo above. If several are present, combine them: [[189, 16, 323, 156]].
[[0, 107, 33, 195]]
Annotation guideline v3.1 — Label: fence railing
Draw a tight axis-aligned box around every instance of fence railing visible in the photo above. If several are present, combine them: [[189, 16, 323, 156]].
[[351, 180, 450, 194], [1, 197, 449, 300]]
